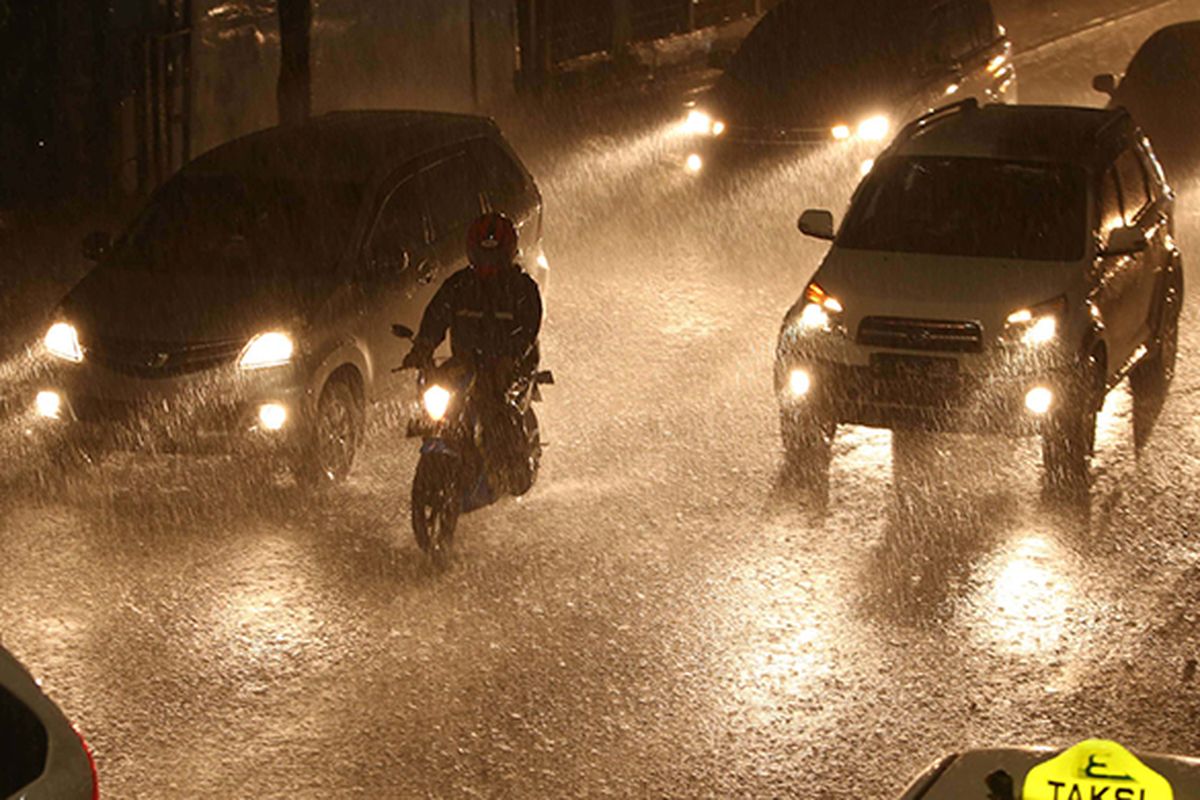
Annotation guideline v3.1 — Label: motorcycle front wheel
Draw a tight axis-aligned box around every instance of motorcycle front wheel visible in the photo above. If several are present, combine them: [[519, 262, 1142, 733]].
[[412, 451, 462, 558], [508, 407, 542, 497]]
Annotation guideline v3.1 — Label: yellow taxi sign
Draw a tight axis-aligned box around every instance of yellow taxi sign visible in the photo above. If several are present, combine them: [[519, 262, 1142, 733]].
[[1024, 740, 1174, 800]]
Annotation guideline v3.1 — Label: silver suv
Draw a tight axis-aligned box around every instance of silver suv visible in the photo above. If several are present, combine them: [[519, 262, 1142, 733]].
[[36, 111, 547, 487]]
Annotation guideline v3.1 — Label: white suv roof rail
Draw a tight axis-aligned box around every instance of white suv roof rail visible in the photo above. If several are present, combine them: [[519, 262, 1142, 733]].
[[899, 98, 981, 143]]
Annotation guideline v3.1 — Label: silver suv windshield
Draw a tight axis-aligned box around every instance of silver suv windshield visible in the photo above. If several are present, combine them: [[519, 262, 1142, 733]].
[[838, 156, 1087, 262], [114, 173, 364, 274]]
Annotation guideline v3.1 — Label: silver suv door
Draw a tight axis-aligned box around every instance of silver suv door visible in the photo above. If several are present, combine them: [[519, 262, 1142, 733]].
[[360, 172, 437, 400], [468, 136, 538, 243], [422, 149, 488, 280]]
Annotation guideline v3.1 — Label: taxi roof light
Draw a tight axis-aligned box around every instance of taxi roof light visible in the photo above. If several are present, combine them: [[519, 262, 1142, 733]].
[[1023, 740, 1174, 800]]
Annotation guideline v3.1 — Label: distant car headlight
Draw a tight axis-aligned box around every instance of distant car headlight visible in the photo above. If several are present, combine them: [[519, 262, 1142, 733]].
[[857, 115, 891, 142], [682, 109, 725, 137], [1005, 297, 1065, 346], [831, 124, 852, 140], [796, 282, 844, 332], [423, 385, 452, 421], [44, 322, 84, 363], [238, 332, 294, 370]]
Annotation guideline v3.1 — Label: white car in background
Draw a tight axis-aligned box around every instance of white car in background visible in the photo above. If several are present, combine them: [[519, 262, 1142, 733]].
[[776, 100, 1183, 494], [1, 644, 98, 799]]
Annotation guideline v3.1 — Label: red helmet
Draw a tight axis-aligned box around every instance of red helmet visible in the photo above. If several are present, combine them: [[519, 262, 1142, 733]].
[[467, 212, 519, 278]]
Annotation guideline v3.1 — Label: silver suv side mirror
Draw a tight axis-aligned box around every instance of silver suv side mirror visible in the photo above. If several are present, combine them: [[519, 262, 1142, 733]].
[[366, 247, 411, 277], [1102, 226, 1148, 257], [798, 209, 835, 241]]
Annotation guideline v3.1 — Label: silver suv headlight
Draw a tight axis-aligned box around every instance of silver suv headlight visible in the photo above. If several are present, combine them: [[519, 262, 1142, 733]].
[[45, 322, 84, 363], [238, 332, 294, 370]]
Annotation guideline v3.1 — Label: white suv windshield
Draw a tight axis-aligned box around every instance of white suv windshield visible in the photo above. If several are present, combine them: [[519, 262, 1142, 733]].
[[838, 156, 1087, 261]]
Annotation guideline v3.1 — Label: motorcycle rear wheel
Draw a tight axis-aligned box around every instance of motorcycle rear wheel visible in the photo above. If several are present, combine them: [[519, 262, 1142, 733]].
[[412, 452, 462, 558]]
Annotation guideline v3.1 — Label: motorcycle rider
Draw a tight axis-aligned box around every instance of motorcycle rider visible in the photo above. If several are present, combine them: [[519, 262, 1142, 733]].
[[402, 212, 543, 490]]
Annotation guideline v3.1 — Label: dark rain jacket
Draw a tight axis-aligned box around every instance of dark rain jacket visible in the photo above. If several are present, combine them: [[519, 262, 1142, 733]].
[[413, 265, 542, 366]]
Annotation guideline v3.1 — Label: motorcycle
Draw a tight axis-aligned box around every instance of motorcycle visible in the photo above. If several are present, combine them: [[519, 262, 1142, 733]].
[[392, 324, 553, 556]]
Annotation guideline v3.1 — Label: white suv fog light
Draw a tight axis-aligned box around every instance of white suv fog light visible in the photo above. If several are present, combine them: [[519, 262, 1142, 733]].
[[1025, 386, 1054, 415], [36, 390, 63, 420], [788, 368, 812, 398], [258, 403, 288, 431]]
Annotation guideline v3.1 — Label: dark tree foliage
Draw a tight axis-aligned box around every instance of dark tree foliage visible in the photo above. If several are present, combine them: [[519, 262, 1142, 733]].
[[0, 1, 56, 203], [277, 0, 312, 127]]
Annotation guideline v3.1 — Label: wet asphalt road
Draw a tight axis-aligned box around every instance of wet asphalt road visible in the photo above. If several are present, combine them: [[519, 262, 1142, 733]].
[[4, 3, 1200, 797]]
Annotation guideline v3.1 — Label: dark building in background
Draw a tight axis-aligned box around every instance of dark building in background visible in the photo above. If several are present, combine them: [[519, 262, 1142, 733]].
[[0, 0, 190, 207], [1, 0, 770, 209], [515, 0, 771, 86]]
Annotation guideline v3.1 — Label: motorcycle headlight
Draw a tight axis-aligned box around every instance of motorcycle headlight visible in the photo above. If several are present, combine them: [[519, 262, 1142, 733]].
[[423, 385, 452, 421], [1005, 297, 1065, 346], [45, 322, 84, 363], [795, 282, 844, 332], [238, 332, 294, 370]]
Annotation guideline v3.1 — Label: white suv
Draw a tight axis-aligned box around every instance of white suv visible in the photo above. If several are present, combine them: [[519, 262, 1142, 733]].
[[775, 100, 1183, 492]]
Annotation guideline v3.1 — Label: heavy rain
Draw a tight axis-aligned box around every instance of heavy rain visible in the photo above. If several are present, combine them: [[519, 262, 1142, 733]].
[[2, 0, 1200, 797]]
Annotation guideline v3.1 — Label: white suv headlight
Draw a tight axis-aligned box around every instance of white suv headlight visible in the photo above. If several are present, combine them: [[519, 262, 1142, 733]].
[[795, 282, 845, 332], [1005, 297, 1065, 346], [239, 332, 294, 370], [45, 322, 84, 363]]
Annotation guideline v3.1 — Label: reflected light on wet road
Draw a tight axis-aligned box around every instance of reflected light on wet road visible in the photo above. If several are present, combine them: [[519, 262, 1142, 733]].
[[202, 532, 327, 674], [1094, 381, 1132, 453], [976, 533, 1071, 656], [718, 555, 838, 725]]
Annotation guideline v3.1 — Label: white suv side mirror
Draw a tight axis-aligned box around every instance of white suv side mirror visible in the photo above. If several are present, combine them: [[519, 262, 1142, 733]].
[[798, 209, 835, 241], [1102, 225, 1148, 257], [1092, 73, 1118, 96]]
